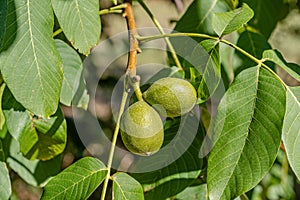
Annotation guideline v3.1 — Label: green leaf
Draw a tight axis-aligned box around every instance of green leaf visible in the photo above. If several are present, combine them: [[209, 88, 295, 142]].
[[52, 0, 101, 55], [132, 114, 204, 200], [174, 184, 207, 200], [235, 30, 272, 74], [42, 157, 108, 200], [0, 162, 11, 199], [0, 0, 63, 118], [198, 42, 221, 101], [282, 87, 300, 180], [207, 66, 286, 200], [55, 39, 89, 109], [243, 0, 284, 38], [112, 172, 144, 200], [174, 0, 228, 35], [0, 0, 7, 48], [212, 3, 254, 36], [2, 134, 61, 186], [263, 49, 300, 82], [2, 88, 66, 161], [0, 84, 5, 130]]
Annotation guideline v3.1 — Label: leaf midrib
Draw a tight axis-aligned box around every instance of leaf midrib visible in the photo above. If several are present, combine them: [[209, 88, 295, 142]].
[[26, 0, 45, 114], [74, 0, 88, 50], [197, 0, 218, 30], [217, 66, 260, 198], [49, 168, 107, 199]]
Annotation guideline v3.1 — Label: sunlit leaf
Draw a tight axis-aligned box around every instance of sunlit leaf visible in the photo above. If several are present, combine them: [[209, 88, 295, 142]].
[[212, 3, 254, 36], [207, 66, 286, 199], [0, 162, 11, 199], [0, 0, 63, 117], [55, 39, 89, 109], [52, 0, 101, 55], [112, 172, 144, 200], [42, 157, 108, 200], [282, 87, 300, 180], [263, 49, 300, 82], [2, 87, 66, 161]]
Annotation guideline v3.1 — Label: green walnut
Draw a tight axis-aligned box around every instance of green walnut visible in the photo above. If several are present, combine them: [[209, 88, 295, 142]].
[[143, 77, 197, 117], [120, 101, 164, 156]]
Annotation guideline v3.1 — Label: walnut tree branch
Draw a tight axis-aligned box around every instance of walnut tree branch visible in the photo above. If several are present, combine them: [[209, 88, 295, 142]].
[[124, 0, 139, 77]]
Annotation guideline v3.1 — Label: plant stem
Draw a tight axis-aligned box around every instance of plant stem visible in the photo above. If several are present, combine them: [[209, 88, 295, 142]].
[[220, 39, 287, 87], [52, 29, 63, 38], [52, 4, 127, 38], [218, 39, 287, 87], [136, 32, 218, 42], [130, 77, 144, 101], [124, 0, 139, 77], [137, 0, 183, 70], [101, 2, 141, 199], [137, 32, 288, 88], [219, 39, 261, 64], [98, 9, 123, 15], [100, 82, 129, 200], [123, 0, 144, 101], [98, 3, 128, 15]]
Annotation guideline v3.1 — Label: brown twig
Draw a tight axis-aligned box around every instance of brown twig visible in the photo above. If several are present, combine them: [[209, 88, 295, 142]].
[[123, 0, 139, 77]]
